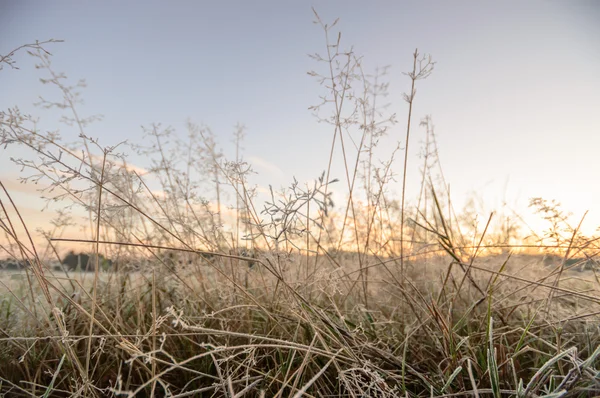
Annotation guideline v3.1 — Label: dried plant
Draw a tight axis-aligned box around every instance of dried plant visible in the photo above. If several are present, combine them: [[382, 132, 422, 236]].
[[0, 16, 599, 398]]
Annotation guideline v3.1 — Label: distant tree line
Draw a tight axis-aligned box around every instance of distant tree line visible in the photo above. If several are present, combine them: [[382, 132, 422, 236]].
[[0, 258, 33, 270], [543, 254, 598, 272], [0, 248, 262, 272], [60, 251, 114, 272]]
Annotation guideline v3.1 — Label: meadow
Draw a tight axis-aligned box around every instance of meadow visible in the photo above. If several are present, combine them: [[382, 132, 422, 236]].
[[1, 14, 600, 398]]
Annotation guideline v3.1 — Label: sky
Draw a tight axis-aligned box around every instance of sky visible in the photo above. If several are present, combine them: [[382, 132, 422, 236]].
[[1, 1, 600, 250]]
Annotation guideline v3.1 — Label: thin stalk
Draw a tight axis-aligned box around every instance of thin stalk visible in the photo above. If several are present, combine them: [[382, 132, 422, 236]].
[[400, 50, 419, 277]]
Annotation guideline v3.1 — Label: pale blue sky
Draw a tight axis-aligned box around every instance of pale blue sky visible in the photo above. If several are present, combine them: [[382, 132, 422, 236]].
[[1, 1, 600, 238]]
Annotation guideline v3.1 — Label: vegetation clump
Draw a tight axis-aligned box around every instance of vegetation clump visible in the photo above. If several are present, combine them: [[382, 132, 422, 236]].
[[1, 14, 599, 398]]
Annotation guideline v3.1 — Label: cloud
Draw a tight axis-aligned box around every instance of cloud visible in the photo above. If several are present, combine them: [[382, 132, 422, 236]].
[[121, 161, 149, 175], [88, 153, 149, 176], [247, 156, 284, 179], [1, 177, 44, 196], [255, 186, 271, 195], [150, 190, 167, 199]]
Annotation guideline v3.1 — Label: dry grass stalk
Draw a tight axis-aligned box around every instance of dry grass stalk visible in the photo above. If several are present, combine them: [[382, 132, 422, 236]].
[[1, 18, 599, 398]]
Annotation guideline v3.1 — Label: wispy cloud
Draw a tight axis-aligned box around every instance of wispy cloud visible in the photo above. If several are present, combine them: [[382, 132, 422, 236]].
[[150, 190, 167, 199], [255, 185, 271, 195], [247, 156, 284, 179], [1, 176, 44, 196], [89, 154, 149, 176], [119, 160, 149, 176]]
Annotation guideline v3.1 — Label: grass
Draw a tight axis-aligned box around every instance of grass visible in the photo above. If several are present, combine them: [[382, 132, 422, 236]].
[[1, 12, 600, 398], [1, 252, 599, 397]]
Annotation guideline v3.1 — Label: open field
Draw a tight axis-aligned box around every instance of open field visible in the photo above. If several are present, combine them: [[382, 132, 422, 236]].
[[1, 251, 600, 397], [2, 7, 600, 397]]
